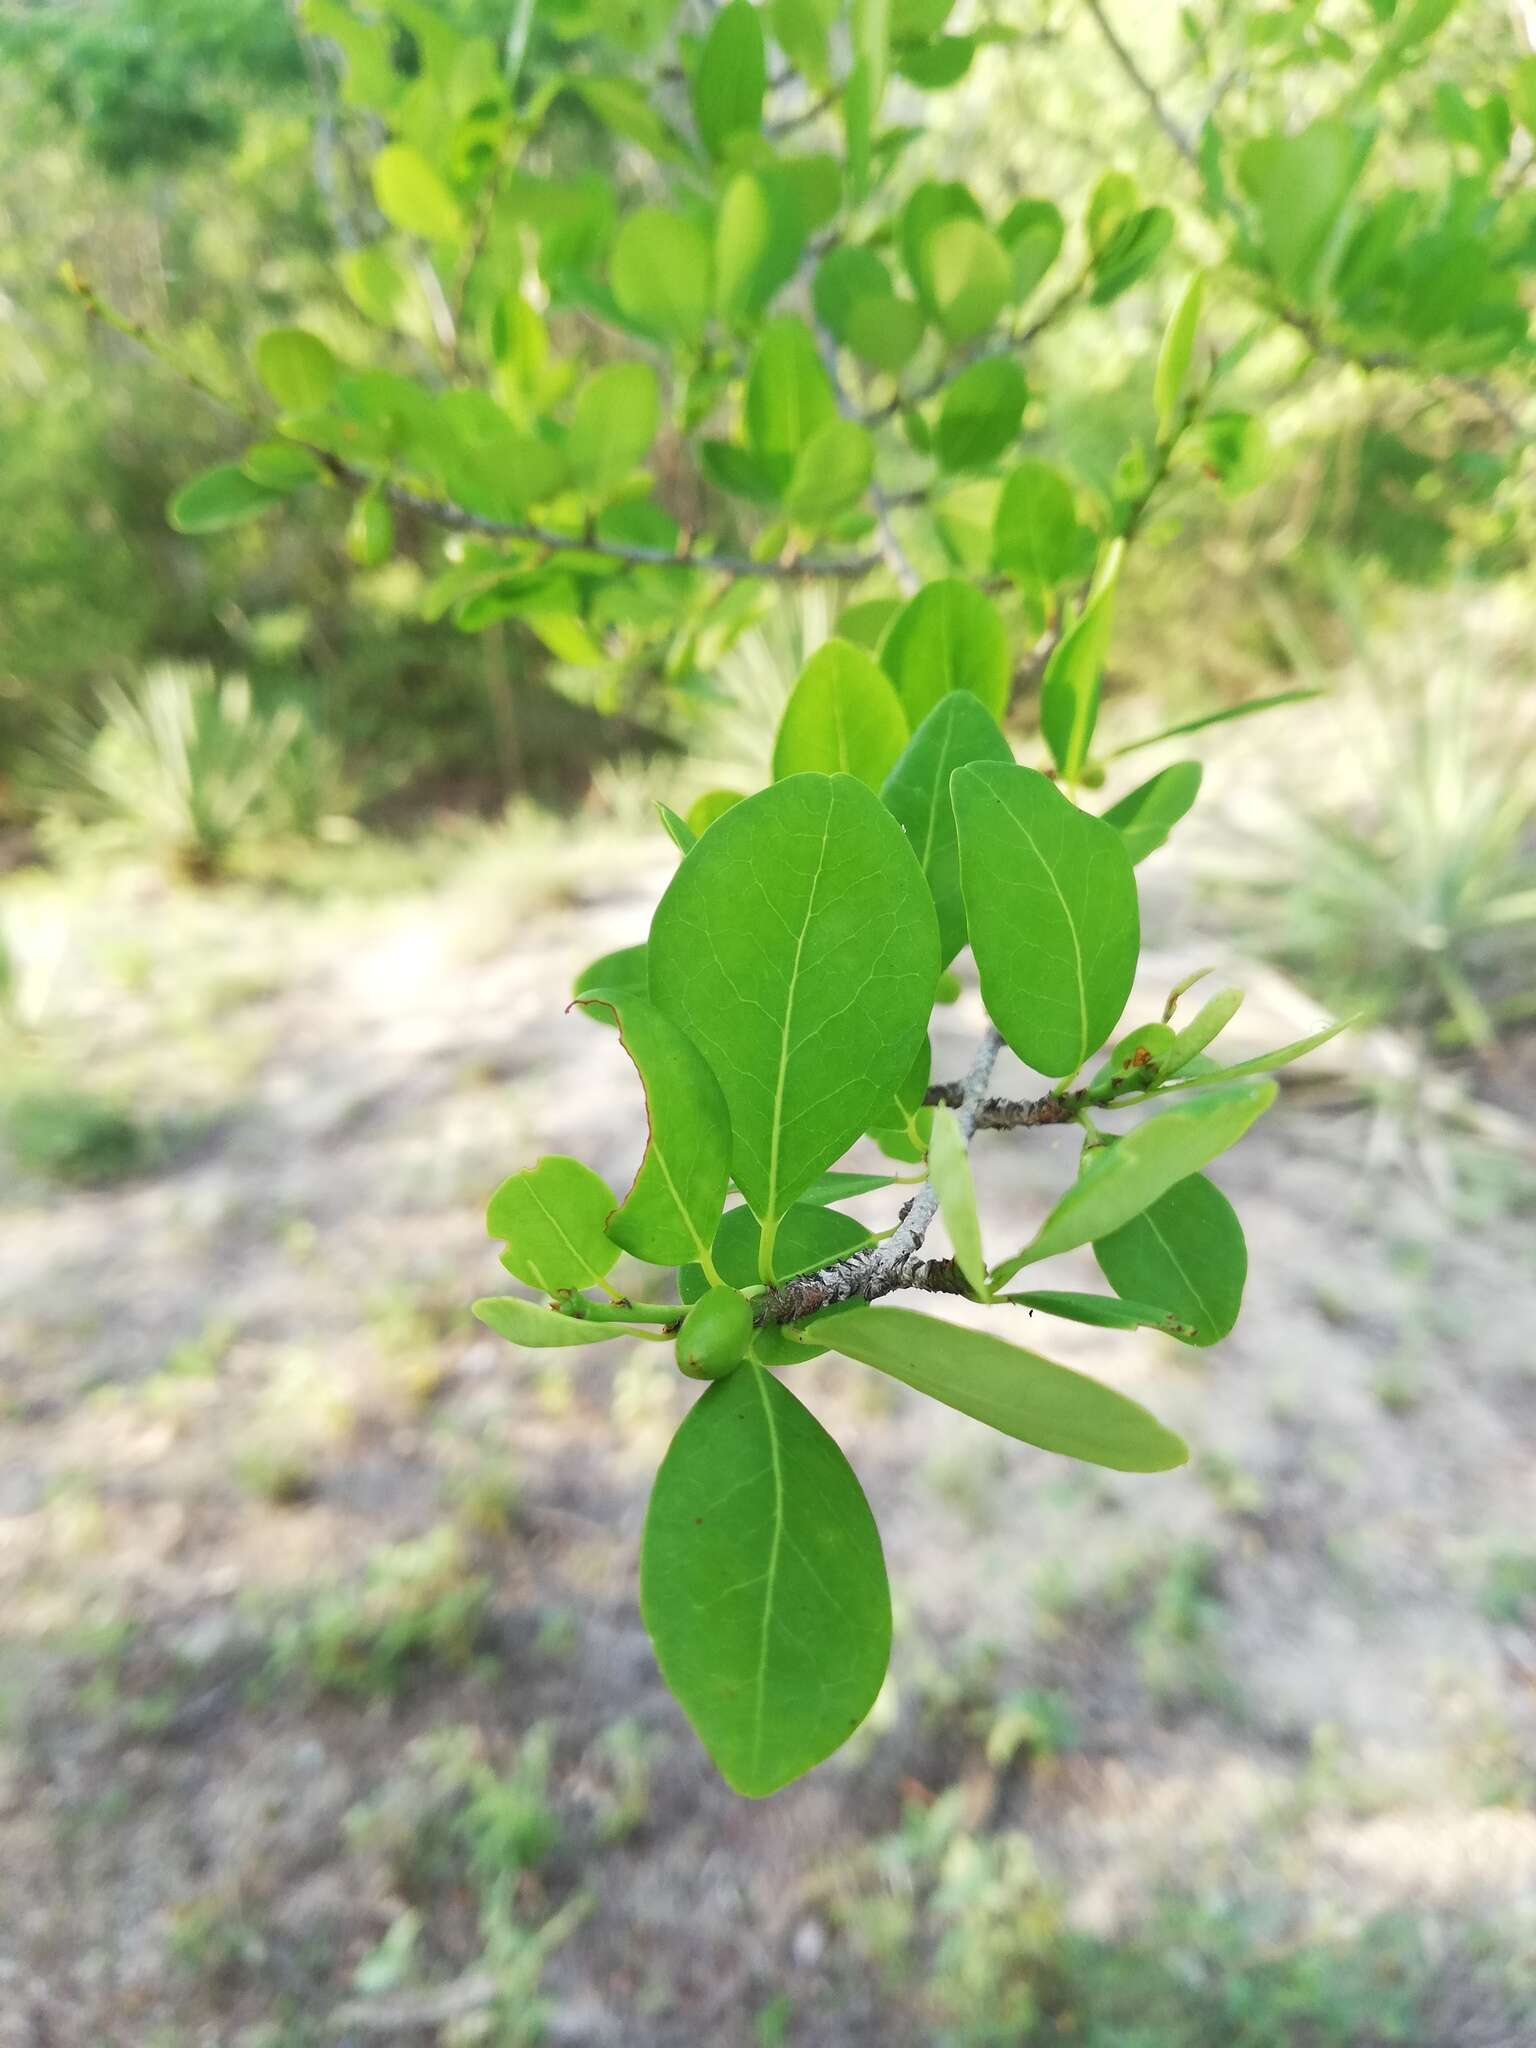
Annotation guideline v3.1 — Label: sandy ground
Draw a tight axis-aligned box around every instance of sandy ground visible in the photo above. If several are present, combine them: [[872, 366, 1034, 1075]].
[[2, 795, 1535, 2046]]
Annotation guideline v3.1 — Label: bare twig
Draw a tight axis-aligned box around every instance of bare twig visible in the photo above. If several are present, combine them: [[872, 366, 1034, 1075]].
[[924, 1080, 1088, 1130], [755, 1027, 1005, 1325], [1080, 0, 1198, 167]]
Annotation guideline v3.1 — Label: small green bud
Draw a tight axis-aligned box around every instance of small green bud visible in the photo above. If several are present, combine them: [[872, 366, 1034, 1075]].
[[346, 490, 393, 567], [1079, 760, 1106, 789], [675, 1284, 753, 1379]]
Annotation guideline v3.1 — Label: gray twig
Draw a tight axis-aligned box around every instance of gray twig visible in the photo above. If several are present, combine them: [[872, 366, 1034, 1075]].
[[755, 1027, 1005, 1325]]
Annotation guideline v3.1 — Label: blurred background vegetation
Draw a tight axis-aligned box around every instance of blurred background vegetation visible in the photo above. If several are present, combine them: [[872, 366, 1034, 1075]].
[[3, 2, 1536, 2044]]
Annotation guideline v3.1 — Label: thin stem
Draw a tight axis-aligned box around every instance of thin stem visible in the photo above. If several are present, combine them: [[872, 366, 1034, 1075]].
[[754, 1026, 1004, 1325]]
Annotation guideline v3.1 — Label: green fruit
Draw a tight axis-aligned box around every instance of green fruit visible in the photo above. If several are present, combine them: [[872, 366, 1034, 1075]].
[[675, 1285, 754, 1379]]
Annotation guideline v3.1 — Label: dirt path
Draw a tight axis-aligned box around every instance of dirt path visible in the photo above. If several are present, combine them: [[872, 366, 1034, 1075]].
[[2, 818, 1535, 2045]]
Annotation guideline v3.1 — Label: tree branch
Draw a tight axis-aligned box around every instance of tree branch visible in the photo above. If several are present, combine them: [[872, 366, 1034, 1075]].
[[1080, 0, 1198, 167], [755, 1027, 1004, 1325], [923, 1079, 1087, 1130]]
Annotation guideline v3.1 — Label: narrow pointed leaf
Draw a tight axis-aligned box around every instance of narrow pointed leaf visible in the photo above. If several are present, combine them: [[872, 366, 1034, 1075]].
[[487, 1156, 620, 1292], [1163, 988, 1243, 1074], [822, 1306, 1187, 1471], [648, 775, 939, 1224], [1000, 1289, 1198, 1339], [641, 1364, 891, 1796], [656, 803, 697, 855], [881, 692, 1014, 964], [1102, 761, 1203, 864], [1153, 271, 1205, 441], [693, 0, 767, 162], [992, 1080, 1276, 1282], [1093, 1172, 1247, 1348], [1040, 543, 1123, 781], [773, 641, 908, 788], [1107, 690, 1322, 758], [927, 1106, 987, 1296], [953, 762, 1140, 1079], [799, 1169, 899, 1205], [472, 1296, 634, 1347], [571, 991, 731, 1267], [880, 580, 1009, 725], [1154, 1015, 1353, 1092]]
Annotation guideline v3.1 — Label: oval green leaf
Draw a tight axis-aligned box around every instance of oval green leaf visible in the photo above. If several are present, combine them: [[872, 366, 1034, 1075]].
[[880, 579, 1009, 725], [372, 143, 463, 242], [772, 640, 908, 789], [567, 362, 660, 493], [993, 459, 1091, 599], [572, 991, 731, 1268], [168, 465, 285, 535], [1093, 1171, 1247, 1349], [255, 329, 340, 412], [881, 691, 1014, 965], [1102, 761, 1203, 865], [693, 0, 767, 162], [822, 1305, 1188, 1471], [487, 1155, 620, 1292], [640, 1363, 892, 1796], [953, 761, 1140, 1079], [934, 357, 1028, 473], [784, 417, 875, 527], [648, 774, 939, 1227], [611, 208, 712, 344]]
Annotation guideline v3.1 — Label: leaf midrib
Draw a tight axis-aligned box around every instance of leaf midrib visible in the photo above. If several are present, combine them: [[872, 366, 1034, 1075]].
[[765, 789, 835, 1222], [749, 1363, 786, 1780], [979, 776, 1087, 1060]]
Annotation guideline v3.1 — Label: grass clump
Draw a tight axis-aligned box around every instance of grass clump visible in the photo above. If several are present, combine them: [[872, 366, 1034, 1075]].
[[271, 1528, 490, 1698], [2, 1084, 151, 1186]]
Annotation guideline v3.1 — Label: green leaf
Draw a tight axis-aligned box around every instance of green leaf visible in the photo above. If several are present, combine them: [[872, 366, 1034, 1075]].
[[771, 0, 833, 84], [686, 788, 746, 834], [999, 196, 1064, 300], [1040, 543, 1123, 782], [927, 1105, 986, 1297], [934, 357, 1028, 472], [345, 492, 394, 567], [715, 171, 806, 324], [168, 465, 284, 534], [923, 218, 1012, 342], [572, 944, 648, 1016], [837, 596, 903, 649], [611, 208, 712, 343], [640, 1363, 891, 1796], [241, 442, 325, 490], [784, 417, 875, 527], [992, 1081, 1276, 1282], [571, 991, 732, 1266], [880, 580, 1008, 726], [693, 0, 768, 162], [567, 362, 660, 493], [953, 762, 1140, 1079], [745, 317, 837, 469], [800, 1169, 898, 1205], [821, 1306, 1187, 1471], [1163, 988, 1242, 1075], [1156, 1017, 1352, 1093], [1087, 170, 1138, 256], [1153, 271, 1205, 442], [842, 293, 926, 375], [1236, 120, 1373, 301], [372, 143, 464, 242], [901, 180, 984, 303], [1102, 761, 1203, 864], [1089, 1020, 1177, 1098], [1001, 1290, 1197, 1340], [657, 803, 696, 855], [1192, 411, 1272, 497], [993, 460, 1090, 599], [813, 246, 895, 340], [487, 1156, 621, 1292], [867, 1036, 931, 1163], [880, 691, 1013, 964], [472, 1296, 633, 1347], [772, 640, 908, 788], [340, 242, 430, 333], [648, 775, 939, 1230], [1108, 690, 1322, 757], [255, 329, 340, 412], [1090, 206, 1173, 304], [1093, 1171, 1247, 1349]]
